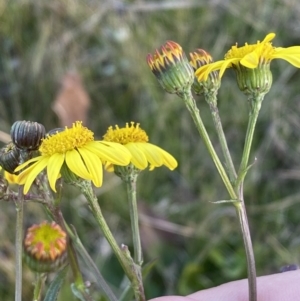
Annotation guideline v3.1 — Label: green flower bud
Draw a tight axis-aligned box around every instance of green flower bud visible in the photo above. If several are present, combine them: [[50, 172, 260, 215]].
[[190, 49, 221, 97], [233, 63, 273, 98], [147, 41, 194, 96]]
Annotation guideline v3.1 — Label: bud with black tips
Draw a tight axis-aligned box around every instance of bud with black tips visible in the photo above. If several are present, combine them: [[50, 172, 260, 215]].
[[0, 142, 20, 174], [11, 120, 46, 151]]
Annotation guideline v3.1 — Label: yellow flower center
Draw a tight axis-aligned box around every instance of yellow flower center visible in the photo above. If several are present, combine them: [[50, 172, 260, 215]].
[[103, 122, 149, 144], [225, 40, 275, 61], [39, 121, 94, 156]]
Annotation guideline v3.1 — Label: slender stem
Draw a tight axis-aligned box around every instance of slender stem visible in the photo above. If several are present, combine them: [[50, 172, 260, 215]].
[[235, 200, 257, 301], [76, 180, 146, 301], [125, 171, 143, 265], [182, 89, 258, 301], [236, 96, 264, 188], [66, 224, 118, 301], [208, 102, 237, 182], [53, 207, 94, 301], [233, 95, 264, 301], [182, 90, 237, 199], [33, 273, 46, 301], [15, 186, 24, 301], [35, 179, 93, 301]]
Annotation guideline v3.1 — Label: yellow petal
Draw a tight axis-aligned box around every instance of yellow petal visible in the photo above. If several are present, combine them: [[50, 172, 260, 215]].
[[149, 144, 178, 170], [218, 59, 237, 78], [136, 143, 163, 167], [125, 143, 148, 170], [18, 157, 49, 193], [14, 156, 41, 172], [272, 46, 300, 68], [104, 162, 114, 172], [5, 171, 19, 184], [65, 150, 92, 180], [195, 61, 223, 81], [262, 33, 276, 43], [240, 51, 259, 68], [78, 147, 103, 187], [86, 141, 131, 166], [47, 153, 65, 192]]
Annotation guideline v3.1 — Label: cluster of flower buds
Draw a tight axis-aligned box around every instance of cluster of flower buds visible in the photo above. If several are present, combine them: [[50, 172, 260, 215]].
[[147, 41, 221, 98], [0, 120, 45, 175]]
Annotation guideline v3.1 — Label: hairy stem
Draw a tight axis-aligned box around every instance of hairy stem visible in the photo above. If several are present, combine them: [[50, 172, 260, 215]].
[[125, 171, 143, 265], [208, 101, 237, 182], [77, 180, 146, 301], [15, 186, 24, 301]]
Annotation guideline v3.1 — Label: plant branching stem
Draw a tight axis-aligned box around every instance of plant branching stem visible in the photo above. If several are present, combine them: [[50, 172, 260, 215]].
[[182, 90, 236, 199], [77, 180, 146, 301], [15, 186, 24, 301], [209, 101, 237, 182], [33, 273, 45, 301], [125, 172, 143, 265], [182, 89, 259, 301], [235, 197, 257, 301], [237, 96, 263, 188], [66, 224, 118, 301]]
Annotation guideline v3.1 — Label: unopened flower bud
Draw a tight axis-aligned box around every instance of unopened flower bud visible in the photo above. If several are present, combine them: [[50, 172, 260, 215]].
[[190, 49, 220, 97], [147, 41, 194, 96], [11, 120, 46, 150], [0, 142, 20, 174], [23, 221, 67, 273]]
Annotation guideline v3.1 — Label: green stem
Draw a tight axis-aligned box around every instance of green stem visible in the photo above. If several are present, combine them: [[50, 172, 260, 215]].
[[182, 90, 237, 199], [33, 273, 46, 301], [236, 96, 264, 188], [235, 197, 257, 301], [125, 171, 143, 265], [35, 178, 93, 301], [66, 224, 118, 301], [15, 186, 24, 301], [76, 180, 146, 301], [208, 101, 237, 182], [182, 90, 258, 301], [55, 207, 94, 301]]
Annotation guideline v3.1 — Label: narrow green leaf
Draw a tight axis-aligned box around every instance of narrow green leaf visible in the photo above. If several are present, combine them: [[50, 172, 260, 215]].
[[43, 265, 68, 301], [210, 199, 242, 204]]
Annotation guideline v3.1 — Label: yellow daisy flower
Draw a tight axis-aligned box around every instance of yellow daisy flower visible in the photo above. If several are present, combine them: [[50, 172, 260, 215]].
[[195, 33, 300, 81], [15, 121, 132, 193], [103, 122, 177, 171]]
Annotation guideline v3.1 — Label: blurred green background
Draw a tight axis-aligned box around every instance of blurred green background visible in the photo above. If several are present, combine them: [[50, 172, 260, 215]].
[[1, 0, 300, 300]]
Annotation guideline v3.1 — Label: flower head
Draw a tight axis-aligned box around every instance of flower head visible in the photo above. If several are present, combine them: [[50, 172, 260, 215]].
[[190, 49, 220, 96], [195, 33, 300, 81], [23, 221, 67, 273], [147, 41, 194, 95], [103, 122, 177, 171], [16, 121, 131, 193]]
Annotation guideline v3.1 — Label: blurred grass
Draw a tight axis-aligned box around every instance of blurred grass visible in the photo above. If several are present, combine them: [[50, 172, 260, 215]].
[[1, 0, 300, 299]]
